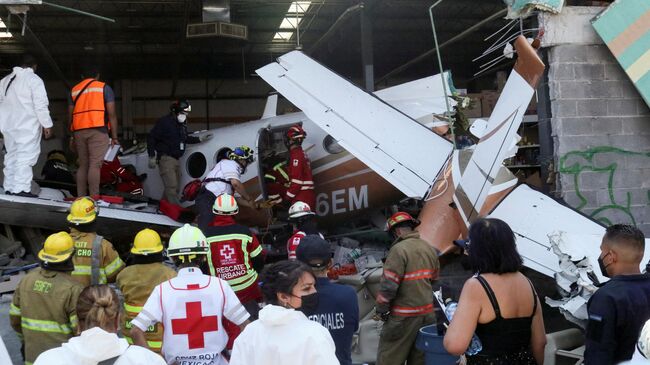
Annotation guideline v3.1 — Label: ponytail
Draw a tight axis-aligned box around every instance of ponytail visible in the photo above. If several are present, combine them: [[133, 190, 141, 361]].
[[76, 285, 120, 332]]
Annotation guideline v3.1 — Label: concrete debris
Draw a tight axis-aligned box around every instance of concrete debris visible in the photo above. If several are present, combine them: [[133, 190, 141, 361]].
[[545, 231, 599, 329]]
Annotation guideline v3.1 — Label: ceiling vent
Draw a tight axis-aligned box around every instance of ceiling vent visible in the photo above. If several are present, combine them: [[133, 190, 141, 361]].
[[186, 21, 247, 40]]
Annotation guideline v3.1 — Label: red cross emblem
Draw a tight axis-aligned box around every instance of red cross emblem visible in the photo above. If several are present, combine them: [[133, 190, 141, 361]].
[[220, 244, 236, 260], [171, 301, 219, 349]]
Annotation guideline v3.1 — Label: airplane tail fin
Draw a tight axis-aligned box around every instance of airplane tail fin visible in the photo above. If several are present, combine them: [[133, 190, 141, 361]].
[[262, 93, 278, 119]]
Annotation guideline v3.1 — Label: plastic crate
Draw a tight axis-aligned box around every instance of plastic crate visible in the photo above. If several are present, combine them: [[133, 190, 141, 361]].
[[415, 325, 460, 365]]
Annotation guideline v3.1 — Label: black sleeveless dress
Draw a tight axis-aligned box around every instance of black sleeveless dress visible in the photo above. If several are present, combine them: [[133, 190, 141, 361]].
[[466, 275, 538, 365]]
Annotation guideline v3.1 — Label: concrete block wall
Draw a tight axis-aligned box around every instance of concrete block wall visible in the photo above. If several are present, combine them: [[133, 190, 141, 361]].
[[547, 44, 650, 233]]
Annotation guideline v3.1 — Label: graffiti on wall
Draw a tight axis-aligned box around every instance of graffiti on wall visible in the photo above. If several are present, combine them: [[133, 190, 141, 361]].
[[559, 146, 650, 226]]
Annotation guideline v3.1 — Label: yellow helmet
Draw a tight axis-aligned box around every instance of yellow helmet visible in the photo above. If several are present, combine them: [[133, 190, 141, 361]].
[[67, 197, 98, 225], [38, 232, 75, 263], [131, 228, 164, 255]]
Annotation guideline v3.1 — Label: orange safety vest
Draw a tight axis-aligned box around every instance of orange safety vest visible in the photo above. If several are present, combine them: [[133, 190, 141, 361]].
[[70, 78, 107, 131]]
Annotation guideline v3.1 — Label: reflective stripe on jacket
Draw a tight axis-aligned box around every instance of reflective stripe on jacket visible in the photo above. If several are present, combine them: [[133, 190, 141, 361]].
[[70, 228, 124, 287], [116, 262, 177, 353], [10, 268, 83, 364], [70, 78, 106, 131]]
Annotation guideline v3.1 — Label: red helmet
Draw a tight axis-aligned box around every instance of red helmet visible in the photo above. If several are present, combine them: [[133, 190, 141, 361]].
[[286, 125, 306, 141], [385, 212, 420, 232]]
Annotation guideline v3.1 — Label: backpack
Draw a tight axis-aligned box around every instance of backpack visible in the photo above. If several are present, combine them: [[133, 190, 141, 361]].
[[181, 177, 231, 202]]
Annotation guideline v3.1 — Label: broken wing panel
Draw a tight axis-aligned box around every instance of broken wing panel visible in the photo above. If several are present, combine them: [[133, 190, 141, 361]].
[[373, 72, 457, 120], [257, 51, 453, 198], [488, 185, 649, 279]]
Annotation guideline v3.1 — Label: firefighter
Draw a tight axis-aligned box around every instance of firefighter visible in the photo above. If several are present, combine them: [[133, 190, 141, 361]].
[[10, 232, 84, 364], [116, 228, 177, 354], [287, 201, 323, 260], [196, 145, 257, 230], [67, 196, 125, 286], [375, 212, 440, 365], [130, 224, 250, 365], [100, 157, 144, 196], [263, 160, 289, 205], [284, 125, 315, 209]]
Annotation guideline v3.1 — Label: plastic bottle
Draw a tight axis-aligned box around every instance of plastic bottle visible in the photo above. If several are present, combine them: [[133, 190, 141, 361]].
[[445, 302, 483, 355]]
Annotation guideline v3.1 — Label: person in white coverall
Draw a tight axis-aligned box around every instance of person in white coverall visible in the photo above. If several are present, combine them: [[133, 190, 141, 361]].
[[0, 54, 53, 197]]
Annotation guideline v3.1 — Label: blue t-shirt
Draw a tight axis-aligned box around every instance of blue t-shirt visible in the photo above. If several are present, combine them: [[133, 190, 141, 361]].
[[308, 277, 359, 365]]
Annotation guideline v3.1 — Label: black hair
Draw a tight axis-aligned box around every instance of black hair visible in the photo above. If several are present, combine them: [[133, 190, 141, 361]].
[[468, 218, 522, 274], [41, 255, 75, 272], [21, 54, 37, 68], [172, 254, 206, 269], [128, 252, 164, 266], [604, 224, 645, 256], [260, 260, 314, 305], [70, 221, 98, 233], [81, 63, 100, 78]]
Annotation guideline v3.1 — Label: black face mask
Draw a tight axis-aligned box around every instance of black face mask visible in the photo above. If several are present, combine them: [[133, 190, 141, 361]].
[[598, 252, 611, 278], [293, 292, 319, 316]]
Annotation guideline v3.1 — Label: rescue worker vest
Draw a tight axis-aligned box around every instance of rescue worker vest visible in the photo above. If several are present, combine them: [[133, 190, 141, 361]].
[[69, 228, 125, 287], [10, 268, 83, 364], [205, 225, 263, 293], [70, 78, 107, 131], [116, 262, 177, 353]]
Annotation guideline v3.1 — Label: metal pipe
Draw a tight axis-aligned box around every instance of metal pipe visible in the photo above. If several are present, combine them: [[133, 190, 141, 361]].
[[41, 1, 116, 23], [428, 0, 455, 148], [307, 3, 363, 55], [376, 7, 507, 84]]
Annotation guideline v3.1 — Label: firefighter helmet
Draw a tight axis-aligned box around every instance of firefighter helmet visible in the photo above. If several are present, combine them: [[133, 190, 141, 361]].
[[385, 211, 420, 232], [167, 224, 208, 257], [170, 100, 192, 114], [131, 228, 164, 255], [67, 197, 98, 225], [288, 201, 315, 220], [286, 125, 306, 141], [38, 232, 75, 263], [212, 193, 239, 215], [228, 145, 255, 164]]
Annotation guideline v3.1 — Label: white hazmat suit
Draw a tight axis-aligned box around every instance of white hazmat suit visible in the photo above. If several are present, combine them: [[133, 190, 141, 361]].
[[0, 66, 53, 194]]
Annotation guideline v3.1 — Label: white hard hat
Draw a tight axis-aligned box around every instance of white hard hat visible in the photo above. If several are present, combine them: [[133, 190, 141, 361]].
[[167, 224, 208, 257], [212, 193, 239, 215], [288, 201, 315, 220]]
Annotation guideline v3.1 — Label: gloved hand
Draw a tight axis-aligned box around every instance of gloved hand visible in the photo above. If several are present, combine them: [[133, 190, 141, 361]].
[[372, 307, 390, 322], [148, 157, 157, 169]]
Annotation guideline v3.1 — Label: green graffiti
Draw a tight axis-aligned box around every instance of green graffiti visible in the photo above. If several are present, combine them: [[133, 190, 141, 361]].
[[558, 146, 650, 226]]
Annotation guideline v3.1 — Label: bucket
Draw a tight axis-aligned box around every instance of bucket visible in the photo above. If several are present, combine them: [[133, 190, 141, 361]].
[[415, 325, 460, 365]]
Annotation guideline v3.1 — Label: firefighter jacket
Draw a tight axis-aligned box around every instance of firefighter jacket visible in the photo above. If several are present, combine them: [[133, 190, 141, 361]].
[[285, 147, 315, 209], [376, 232, 439, 317], [69, 228, 125, 287], [70, 79, 108, 131], [203, 215, 264, 303], [116, 262, 177, 353], [10, 268, 83, 364]]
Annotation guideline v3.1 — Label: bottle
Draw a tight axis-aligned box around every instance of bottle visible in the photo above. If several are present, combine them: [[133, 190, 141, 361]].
[[445, 302, 483, 355]]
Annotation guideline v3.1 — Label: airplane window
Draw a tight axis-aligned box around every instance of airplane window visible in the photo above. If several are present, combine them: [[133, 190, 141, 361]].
[[186, 152, 207, 179], [323, 135, 345, 154], [215, 147, 232, 164]]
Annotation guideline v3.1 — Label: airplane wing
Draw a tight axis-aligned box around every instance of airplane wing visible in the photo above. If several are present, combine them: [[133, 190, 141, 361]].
[[453, 36, 545, 224], [256, 51, 453, 198], [373, 72, 457, 121]]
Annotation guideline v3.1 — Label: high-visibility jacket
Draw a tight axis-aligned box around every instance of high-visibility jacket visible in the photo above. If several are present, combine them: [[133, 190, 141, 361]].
[[287, 230, 324, 260], [70, 78, 106, 131], [285, 147, 315, 209], [376, 232, 439, 317], [116, 262, 177, 353], [69, 228, 125, 287], [264, 161, 289, 203], [10, 268, 83, 364], [203, 216, 264, 303], [101, 157, 143, 195]]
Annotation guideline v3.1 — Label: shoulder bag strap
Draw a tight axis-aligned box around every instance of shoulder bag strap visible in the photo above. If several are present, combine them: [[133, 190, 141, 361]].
[[72, 79, 96, 106], [474, 274, 502, 319], [4, 75, 16, 96], [97, 346, 129, 365], [91, 234, 103, 285]]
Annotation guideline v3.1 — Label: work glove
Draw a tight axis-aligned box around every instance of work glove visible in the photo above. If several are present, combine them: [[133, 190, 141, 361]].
[[372, 307, 391, 322], [148, 156, 157, 169]]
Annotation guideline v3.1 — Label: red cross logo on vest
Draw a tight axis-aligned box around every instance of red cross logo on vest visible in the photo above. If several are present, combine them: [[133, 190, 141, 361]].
[[171, 301, 219, 349], [220, 244, 235, 261]]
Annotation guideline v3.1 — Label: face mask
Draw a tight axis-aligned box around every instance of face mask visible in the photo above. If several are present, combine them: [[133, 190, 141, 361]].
[[177, 113, 187, 123], [292, 292, 319, 316], [598, 252, 611, 278]]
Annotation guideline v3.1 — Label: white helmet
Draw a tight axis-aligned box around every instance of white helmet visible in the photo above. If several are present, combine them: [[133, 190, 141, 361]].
[[288, 201, 315, 220], [167, 224, 208, 257], [212, 193, 239, 215]]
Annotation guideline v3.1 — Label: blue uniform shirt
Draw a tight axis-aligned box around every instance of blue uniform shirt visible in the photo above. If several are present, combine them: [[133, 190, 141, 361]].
[[308, 277, 359, 365], [585, 273, 650, 364]]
